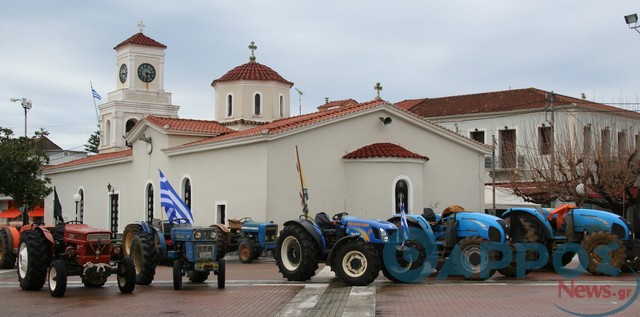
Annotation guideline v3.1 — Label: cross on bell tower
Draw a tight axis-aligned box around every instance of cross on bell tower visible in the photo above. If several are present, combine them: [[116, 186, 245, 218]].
[[374, 82, 383, 100], [248, 41, 258, 62], [138, 20, 145, 33]]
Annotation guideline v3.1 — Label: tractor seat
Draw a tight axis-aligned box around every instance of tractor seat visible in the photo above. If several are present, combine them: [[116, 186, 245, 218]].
[[422, 207, 437, 225], [315, 212, 334, 230]]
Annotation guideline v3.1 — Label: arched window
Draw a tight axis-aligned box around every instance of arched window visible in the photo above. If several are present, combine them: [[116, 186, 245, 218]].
[[104, 120, 111, 145], [183, 178, 192, 209], [279, 95, 284, 117], [395, 180, 409, 214], [227, 94, 233, 117], [125, 118, 138, 133], [146, 183, 154, 222], [254, 93, 261, 116], [77, 189, 84, 223]]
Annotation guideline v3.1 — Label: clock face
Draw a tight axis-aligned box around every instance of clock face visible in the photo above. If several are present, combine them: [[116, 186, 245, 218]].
[[119, 64, 128, 83], [137, 63, 156, 83]]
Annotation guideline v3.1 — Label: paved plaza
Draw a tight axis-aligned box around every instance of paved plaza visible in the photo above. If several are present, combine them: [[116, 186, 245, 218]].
[[0, 257, 639, 317]]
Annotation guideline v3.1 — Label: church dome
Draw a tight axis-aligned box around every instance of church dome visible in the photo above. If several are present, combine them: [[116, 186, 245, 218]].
[[211, 61, 293, 87]]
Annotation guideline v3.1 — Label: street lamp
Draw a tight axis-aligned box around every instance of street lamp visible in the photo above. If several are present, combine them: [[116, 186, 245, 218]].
[[625, 13, 639, 33], [73, 193, 81, 222], [10, 97, 32, 137]]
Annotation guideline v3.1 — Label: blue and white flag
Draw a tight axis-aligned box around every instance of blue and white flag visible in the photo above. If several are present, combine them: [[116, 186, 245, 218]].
[[92, 88, 102, 100], [400, 200, 410, 243], [159, 169, 194, 224]]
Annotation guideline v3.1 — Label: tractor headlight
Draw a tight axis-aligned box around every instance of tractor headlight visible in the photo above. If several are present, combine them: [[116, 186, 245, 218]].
[[379, 228, 389, 242], [194, 231, 202, 239], [209, 231, 217, 239]]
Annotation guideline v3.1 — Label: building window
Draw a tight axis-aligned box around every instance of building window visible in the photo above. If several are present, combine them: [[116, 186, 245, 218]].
[[470, 130, 485, 144], [227, 94, 233, 117], [183, 178, 192, 209], [601, 128, 611, 160], [618, 131, 628, 158], [254, 93, 262, 116], [395, 180, 409, 214], [279, 95, 284, 118], [499, 128, 517, 168], [583, 125, 592, 156], [538, 126, 552, 155], [146, 183, 154, 223], [125, 118, 138, 133], [104, 120, 111, 145], [78, 189, 84, 223]]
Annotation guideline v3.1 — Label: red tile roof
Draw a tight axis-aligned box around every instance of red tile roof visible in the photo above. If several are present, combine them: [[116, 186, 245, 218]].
[[343, 142, 429, 161], [211, 62, 293, 87], [114, 33, 167, 50], [166, 99, 389, 150], [45, 149, 133, 170], [317, 99, 358, 111], [145, 116, 234, 135], [396, 88, 640, 118]]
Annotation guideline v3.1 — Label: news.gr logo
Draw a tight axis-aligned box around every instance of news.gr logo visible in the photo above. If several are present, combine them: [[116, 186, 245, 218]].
[[381, 229, 639, 316]]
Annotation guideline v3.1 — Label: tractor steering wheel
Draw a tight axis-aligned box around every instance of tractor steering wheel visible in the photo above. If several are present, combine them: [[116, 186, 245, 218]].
[[64, 220, 83, 224], [171, 218, 190, 224]]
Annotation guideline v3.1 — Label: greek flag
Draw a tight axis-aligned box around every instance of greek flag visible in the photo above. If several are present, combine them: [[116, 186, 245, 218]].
[[400, 200, 410, 243], [92, 88, 102, 100], [159, 169, 194, 224]]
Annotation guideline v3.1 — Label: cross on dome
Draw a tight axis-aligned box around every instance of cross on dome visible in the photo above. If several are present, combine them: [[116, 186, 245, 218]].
[[248, 41, 258, 62]]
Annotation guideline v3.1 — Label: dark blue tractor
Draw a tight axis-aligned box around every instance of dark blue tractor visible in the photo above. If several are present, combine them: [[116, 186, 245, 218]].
[[226, 217, 278, 263], [503, 205, 640, 275]]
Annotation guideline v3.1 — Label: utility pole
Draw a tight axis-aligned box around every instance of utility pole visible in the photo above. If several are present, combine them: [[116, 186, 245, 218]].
[[545, 91, 555, 181]]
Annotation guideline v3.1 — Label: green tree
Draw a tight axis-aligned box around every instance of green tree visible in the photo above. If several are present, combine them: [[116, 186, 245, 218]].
[[85, 126, 100, 153], [0, 127, 52, 220]]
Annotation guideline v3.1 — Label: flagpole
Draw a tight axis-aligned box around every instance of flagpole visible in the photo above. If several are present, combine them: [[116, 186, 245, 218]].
[[295, 146, 309, 218], [90, 81, 100, 124]]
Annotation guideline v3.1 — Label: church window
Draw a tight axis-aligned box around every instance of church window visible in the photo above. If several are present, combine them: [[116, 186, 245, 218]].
[[254, 93, 262, 116], [395, 180, 409, 214], [279, 95, 284, 118], [227, 94, 233, 117], [77, 189, 84, 223], [146, 183, 154, 223], [126, 118, 138, 133], [104, 120, 111, 145], [183, 178, 192, 209]]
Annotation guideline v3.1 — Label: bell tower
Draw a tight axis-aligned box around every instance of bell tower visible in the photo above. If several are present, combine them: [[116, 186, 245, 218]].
[[98, 22, 179, 153]]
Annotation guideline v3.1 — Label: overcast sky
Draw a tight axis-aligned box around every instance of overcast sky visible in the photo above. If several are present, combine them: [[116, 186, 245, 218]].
[[2, 1, 640, 151]]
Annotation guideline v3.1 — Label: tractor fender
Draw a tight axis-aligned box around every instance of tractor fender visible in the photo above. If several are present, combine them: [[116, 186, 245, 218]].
[[326, 235, 365, 268], [503, 208, 553, 239], [388, 214, 432, 232], [283, 219, 324, 251], [18, 224, 55, 246]]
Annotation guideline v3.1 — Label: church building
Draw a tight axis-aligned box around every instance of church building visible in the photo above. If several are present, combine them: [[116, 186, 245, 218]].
[[44, 28, 491, 233]]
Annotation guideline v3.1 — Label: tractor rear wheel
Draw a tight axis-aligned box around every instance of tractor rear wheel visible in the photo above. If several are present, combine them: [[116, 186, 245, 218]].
[[0, 228, 16, 269], [582, 231, 626, 276], [275, 224, 321, 281], [334, 239, 380, 286], [122, 224, 142, 257], [130, 233, 157, 285], [238, 241, 255, 263], [18, 230, 50, 291], [48, 259, 67, 297], [117, 256, 136, 294], [173, 259, 183, 290], [456, 236, 495, 280], [499, 218, 540, 277], [217, 258, 226, 289]]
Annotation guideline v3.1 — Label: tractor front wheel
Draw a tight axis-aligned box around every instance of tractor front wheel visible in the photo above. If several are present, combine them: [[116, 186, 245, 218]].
[[333, 239, 380, 286], [0, 228, 16, 269], [130, 233, 157, 285], [48, 259, 67, 297], [238, 241, 255, 263], [122, 224, 142, 257], [582, 231, 626, 276], [173, 259, 183, 290], [275, 224, 321, 281], [456, 236, 495, 281], [217, 258, 226, 289], [117, 256, 136, 294], [18, 230, 49, 291]]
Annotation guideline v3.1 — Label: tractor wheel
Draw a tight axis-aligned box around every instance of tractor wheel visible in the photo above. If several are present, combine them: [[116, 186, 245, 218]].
[[48, 259, 67, 297], [18, 230, 50, 291], [624, 240, 640, 272], [117, 256, 136, 294], [0, 228, 16, 269], [122, 224, 142, 257], [173, 259, 183, 290], [189, 271, 209, 283], [211, 225, 228, 260], [455, 236, 495, 281], [334, 239, 380, 286], [274, 224, 321, 281], [499, 218, 540, 277], [252, 243, 263, 260], [238, 241, 255, 263], [217, 258, 226, 289], [582, 231, 627, 276], [130, 233, 158, 285]]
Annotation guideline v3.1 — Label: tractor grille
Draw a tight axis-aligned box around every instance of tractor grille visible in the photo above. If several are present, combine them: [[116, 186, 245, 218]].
[[197, 244, 214, 260], [266, 226, 278, 242]]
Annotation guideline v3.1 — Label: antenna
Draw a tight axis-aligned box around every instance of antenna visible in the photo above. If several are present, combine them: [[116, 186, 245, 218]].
[[294, 88, 304, 115]]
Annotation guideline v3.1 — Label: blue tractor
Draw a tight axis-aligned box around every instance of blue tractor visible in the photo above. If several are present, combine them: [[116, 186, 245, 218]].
[[122, 219, 228, 287], [275, 211, 411, 286], [388, 205, 512, 280], [226, 217, 278, 263], [503, 204, 640, 275]]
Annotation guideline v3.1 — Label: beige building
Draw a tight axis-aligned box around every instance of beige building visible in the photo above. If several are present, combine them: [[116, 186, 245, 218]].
[[44, 30, 490, 234]]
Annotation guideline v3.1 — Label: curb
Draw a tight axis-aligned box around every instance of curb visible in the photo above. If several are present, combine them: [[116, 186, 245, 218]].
[[0, 269, 16, 278]]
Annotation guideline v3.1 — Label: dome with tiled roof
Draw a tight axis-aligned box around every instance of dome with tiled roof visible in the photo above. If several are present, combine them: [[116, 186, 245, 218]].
[[212, 61, 293, 87]]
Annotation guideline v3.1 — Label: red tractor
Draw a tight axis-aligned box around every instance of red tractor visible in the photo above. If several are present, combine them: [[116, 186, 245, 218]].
[[17, 222, 136, 297], [0, 222, 22, 269]]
